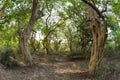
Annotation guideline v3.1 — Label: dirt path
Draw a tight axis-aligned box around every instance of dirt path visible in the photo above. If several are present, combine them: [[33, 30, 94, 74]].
[[0, 55, 93, 80], [0, 55, 120, 80]]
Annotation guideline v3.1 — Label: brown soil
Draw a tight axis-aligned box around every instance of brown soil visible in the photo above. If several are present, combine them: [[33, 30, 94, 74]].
[[0, 54, 120, 80]]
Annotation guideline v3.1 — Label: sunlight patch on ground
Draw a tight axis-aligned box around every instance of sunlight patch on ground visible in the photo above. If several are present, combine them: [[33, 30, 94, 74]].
[[40, 62, 66, 67], [40, 62, 53, 66], [55, 68, 86, 74]]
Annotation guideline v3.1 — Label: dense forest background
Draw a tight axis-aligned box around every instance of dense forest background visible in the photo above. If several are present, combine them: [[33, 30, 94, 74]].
[[0, 0, 120, 80]]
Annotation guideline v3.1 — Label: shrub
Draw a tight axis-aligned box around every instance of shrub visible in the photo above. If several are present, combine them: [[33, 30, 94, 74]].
[[95, 59, 117, 80], [0, 45, 17, 68], [67, 51, 86, 59], [104, 47, 120, 57]]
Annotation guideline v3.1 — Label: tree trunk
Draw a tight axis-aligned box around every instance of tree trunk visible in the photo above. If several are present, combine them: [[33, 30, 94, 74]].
[[19, 0, 43, 66], [88, 19, 107, 74], [46, 40, 51, 55], [82, 0, 108, 74], [20, 28, 33, 65], [43, 37, 51, 55], [69, 39, 73, 53]]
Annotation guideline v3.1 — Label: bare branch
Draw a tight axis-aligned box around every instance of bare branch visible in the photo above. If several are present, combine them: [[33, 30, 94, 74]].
[[17, 18, 21, 36], [81, 0, 104, 20], [101, 1, 108, 14], [36, 7, 45, 20]]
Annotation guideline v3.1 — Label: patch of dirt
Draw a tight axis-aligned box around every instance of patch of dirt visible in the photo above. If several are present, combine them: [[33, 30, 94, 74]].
[[0, 54, 120, 80], [109, 55, 120, 62]]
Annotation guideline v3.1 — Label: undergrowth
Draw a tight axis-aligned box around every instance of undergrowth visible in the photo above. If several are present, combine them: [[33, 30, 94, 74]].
[[96, 58, 120, 80], [0, 45, 17, 68]]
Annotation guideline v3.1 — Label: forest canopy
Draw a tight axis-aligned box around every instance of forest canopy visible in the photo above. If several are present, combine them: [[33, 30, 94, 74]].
[[0, 0, 120, 79]]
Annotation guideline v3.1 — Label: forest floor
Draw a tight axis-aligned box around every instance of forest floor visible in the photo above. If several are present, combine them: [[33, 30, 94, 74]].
[[0, 54, 120, 80]]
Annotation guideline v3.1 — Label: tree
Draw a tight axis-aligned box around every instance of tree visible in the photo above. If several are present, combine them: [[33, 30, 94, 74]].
[[82, 0, 108, 74], [19, 0, 44, 66]]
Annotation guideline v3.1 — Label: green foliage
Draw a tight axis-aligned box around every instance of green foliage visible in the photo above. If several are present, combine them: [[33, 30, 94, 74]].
[[0, 45, 17, 68], [111, 0, 120, 16]]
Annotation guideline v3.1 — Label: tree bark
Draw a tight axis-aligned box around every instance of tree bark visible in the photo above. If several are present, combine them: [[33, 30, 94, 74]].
[[43, 36, 51, 55], [19, 0, 43, 66], [88, 19, 107, 74], [82, 0, 108, 74]]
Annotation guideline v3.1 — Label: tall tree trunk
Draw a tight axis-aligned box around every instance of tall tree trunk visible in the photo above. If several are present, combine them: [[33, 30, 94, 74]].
[[20, 28, 33, 65], [88, 19, 107, 74], [19, 0, 43, 66], [82, 0, 108, 74]]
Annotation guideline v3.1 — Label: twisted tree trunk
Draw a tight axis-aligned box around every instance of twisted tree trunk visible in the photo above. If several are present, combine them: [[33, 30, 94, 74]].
[[82, 0, 108, 74], [20, 27, 33, 66], [88, 19, 107, 74]]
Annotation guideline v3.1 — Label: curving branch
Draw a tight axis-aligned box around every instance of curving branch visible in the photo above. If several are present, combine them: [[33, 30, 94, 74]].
[[81, 0, 104, 20]]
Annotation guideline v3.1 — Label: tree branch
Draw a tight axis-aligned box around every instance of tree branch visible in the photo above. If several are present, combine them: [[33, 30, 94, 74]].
[[28, 0, 38, 27], [81, 0, 104, 20]]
